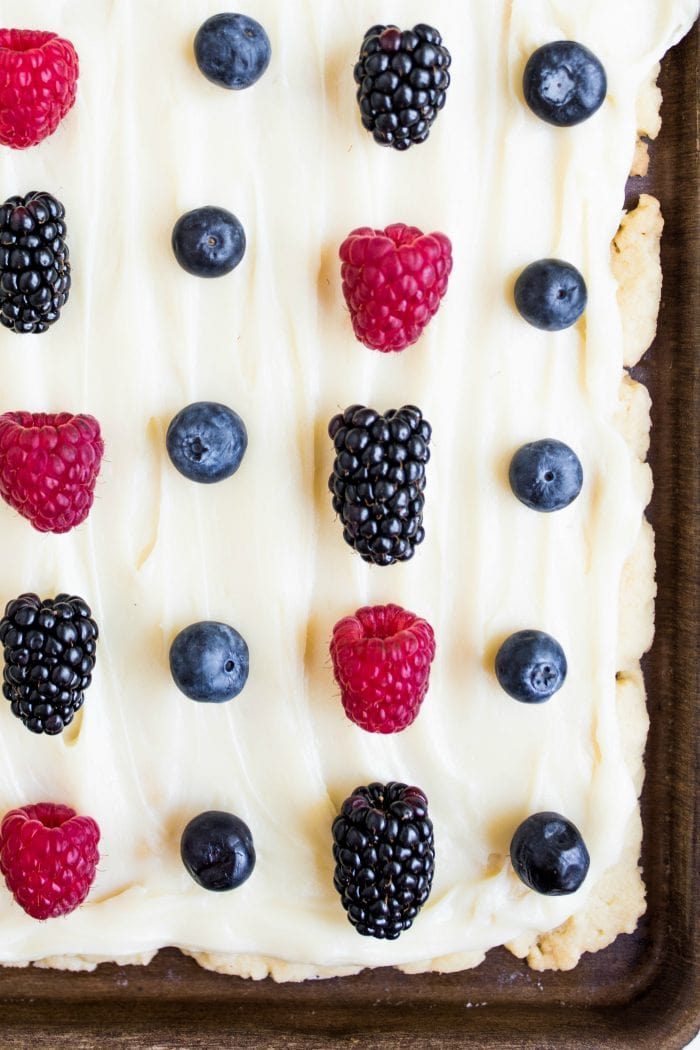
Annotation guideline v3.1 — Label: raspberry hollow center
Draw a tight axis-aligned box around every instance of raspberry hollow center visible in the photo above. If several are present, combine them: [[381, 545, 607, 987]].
[[0, 30, 57, 55], [24, 803, 76, 829]]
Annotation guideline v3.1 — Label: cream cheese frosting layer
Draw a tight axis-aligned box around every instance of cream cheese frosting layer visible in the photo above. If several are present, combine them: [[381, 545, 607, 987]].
[[0, 0, 695, 972]]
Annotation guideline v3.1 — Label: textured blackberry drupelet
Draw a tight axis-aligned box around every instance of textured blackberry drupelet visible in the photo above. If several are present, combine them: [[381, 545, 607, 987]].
[[0, 191, 71, 334], [332, 782, 435, 939], [0, 593, 98, 735], [328, 405, 431, 566], [354, 24, 451, 150]]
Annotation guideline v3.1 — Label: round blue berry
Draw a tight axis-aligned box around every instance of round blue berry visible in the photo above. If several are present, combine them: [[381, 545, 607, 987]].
[[172, 206, 246, 278], [495, 629, 567, 703], [194, 13, 271, 90], [509, 439, 583, 512], [170, 621, 249, 703], [510, 812, 590, 895], [523, 41, 606, 127], [181, 810, 256, 891], [514, 259, 587, 331], [166, 402, 248, 484]]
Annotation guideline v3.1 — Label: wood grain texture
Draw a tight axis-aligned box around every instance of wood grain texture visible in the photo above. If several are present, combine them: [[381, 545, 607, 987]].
[[0, 20, 697, 1050]]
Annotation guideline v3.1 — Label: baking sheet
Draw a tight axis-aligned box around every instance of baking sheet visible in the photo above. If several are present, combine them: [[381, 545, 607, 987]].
[[0, 19, 697, 1050]]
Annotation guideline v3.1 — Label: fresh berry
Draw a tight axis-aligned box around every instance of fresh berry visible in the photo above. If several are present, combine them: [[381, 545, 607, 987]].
[[328, 404, 431, 566], [523, 41, 606, 127], [330, 605, 436, 733], [510, 811, 590, 895], [509, 439, 583, 512], [181, 810, 255, 891], [340, 224, 452, 352], [332, 782, 435, 939], [0, 30, 79, 149], [0, 593, 98, 735], [495, 629, 567, 704], [0, 802, 99, 918], [172, 206, 246, 278], [514, 258, 587, 331], [354, 24, 451, 150], [194, 13, 271, 91], [0, 191, 71, 334], [166, 402, 248, 484], [169, 621, 249, 703], [0, 412, 104, 533]]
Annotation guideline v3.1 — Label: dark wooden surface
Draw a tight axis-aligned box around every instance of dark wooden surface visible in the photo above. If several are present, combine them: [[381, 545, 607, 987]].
[[0, 22, 697, 1050]]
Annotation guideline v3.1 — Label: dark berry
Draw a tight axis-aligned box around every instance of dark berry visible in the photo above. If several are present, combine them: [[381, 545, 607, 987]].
[[172, 206, 246, 278], [495, 629, 567, 703], [354, 24, 451, 150], [194, 13, 271, 90], [169, 621, 249, 703], [510, 812, 590, 895], [328, 404, 431, 565], [181, 810, 255, 891], [0, 593, 98, 734], [332, 782, 434, 939], [523, 41, 607, 127], [514, 259, 587, 331], [0, 192, 71, 334], [509, 439, 583, 512], [166, 402, 247, 484]]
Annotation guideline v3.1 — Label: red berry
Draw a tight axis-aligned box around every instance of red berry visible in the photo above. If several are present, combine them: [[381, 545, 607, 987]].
[[0, 29, 79, 150], [0, 802, 100, 920], [0, 412, 104, 534], [330, 604, 436, 733], [339, 223, 452, 352]]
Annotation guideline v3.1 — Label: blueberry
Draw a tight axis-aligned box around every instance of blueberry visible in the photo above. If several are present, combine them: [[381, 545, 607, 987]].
[[510, 812, 590, 895], [509, 439, 583, 512], [181, 810, 256, 891], [166, 402, 247, 484], [523, 41, 606, 127], [172, 207, 246, 278], [514, 259, 586, 331], [170, 621, 249, 703], [194, 13, 271, 90], [495, 629, 567, 703]]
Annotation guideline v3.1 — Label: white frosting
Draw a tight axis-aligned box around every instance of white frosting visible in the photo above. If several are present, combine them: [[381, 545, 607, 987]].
[[0, 0, 695, 971]]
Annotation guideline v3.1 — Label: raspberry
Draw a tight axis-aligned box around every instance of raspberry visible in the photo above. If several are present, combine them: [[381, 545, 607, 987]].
[[0, 412, 104, 534], [330, 604, 436, 733], [0, 802, 100, 919], [339, 223, 452, 352], [0, 29, 79, 149], [332, 782, 435, 939]]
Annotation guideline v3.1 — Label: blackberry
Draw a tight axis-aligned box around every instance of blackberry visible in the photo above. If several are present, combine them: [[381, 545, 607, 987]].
[[0, 191, 71, 334], [0, 594, 98, 735], [354, 24, 451, 151], [332, 781, 435, 940], [328, 404, 431, 566]]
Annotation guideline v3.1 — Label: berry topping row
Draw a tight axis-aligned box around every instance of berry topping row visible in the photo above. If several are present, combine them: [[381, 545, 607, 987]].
[[0, 593, 567, 736], [0, 22, 607, 153], [0, 191, 588, 353], [0, 400, 583, 538], [0, 789, 589, 931]]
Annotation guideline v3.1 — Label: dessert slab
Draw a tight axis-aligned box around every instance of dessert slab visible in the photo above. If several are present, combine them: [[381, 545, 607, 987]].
[[0, 15, 696, 1050]]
